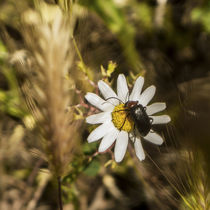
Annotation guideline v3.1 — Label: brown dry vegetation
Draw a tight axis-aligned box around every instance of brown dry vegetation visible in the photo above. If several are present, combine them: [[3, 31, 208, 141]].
[[0, 0, 209, 210]]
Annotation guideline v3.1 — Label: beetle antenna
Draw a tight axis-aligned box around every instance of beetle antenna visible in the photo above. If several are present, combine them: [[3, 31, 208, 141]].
[[101, 100, 115, 106], [125, 91, 129, 102], [102, 97, 124, 106], [106, 97, 124, 103]]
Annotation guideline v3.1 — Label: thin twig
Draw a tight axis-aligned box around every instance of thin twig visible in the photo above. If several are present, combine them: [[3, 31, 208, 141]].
[[57, 176, 63, 210]]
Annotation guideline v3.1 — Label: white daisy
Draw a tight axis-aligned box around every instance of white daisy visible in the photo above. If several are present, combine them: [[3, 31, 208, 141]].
[[85, 74, 171, 163]]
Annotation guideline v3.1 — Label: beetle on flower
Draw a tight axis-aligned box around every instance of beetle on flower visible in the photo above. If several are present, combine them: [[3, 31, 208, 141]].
[[85, 74, 171, 162]]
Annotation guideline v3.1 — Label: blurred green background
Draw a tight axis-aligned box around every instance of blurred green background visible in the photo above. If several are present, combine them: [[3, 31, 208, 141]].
[[0, 0, 209, 209]]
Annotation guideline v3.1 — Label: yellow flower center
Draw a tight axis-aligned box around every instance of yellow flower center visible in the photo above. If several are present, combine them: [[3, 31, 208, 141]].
[[111, 104, 134, 132]]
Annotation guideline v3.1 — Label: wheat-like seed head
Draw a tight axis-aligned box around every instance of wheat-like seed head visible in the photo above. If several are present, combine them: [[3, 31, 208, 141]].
[[179, 151, 210, 210], [13, 3, 79, 177]]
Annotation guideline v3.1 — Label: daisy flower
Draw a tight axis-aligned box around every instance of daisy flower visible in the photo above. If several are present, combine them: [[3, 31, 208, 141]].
[[85, 74, 171, 162]]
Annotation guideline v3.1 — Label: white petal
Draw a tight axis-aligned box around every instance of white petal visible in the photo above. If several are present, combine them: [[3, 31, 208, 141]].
[[114, 131, 128, 162], [98, 128, 119, 152], [129, 76, 144, 101], [146, 103, 166, 115], [151, 115, 171, 124], [117, 74, 129, 103], [98, 80, 119, 105], [87, 122, 115, 143], [85, 93, 114, 112], [134, 137, 145, 161], [129, 132, 135, 142], [144, 131, 164, 145], [86, 112, 111, 124], [139, 85, 156, 106]]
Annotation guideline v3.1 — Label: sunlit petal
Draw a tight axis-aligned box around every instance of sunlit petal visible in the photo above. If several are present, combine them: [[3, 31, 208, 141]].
[[144, 131, 164, 145], [117, 74, 129, 103], [98, 128, 119, 152], [114, 131, 128, 162], [139, 85, 156, 106], [129, 76, 144, 101], [134, 137, 145, 161], [87, 122, 115, 143], [86, 112, 111, 124], [151, 115, 171, 124], [146, 102, 166, 115], [98, 80, 119, 105], [85, 93, 114, 111]]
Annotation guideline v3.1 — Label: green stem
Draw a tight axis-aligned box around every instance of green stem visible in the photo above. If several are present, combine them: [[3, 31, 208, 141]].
[[72, 35, 85, 65]]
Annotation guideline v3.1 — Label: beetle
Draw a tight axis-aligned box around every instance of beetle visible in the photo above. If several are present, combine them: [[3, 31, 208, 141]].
[[124, 101, 153, 137], [104, 97, 153, 137]]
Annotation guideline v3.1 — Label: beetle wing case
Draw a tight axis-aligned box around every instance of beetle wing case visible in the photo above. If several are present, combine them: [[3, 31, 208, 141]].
[[130, 104, 151, 137]]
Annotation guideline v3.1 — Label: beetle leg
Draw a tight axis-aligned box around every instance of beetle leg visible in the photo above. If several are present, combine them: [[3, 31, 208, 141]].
[[150, 129, 155, 133], [133, 124, 137, 143], [143, 106, 147, 111], [112, 109, 130, 113], [119, 113, 130, 130]]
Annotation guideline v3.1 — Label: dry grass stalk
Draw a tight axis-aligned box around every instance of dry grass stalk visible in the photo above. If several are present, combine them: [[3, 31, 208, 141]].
[[180, 151, 210, 210], [13, 3, 78, 178]]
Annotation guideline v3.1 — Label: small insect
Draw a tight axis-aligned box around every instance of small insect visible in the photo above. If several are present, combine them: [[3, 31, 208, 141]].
[[124, 101, 153, 137], [105, 97, 153, 137]]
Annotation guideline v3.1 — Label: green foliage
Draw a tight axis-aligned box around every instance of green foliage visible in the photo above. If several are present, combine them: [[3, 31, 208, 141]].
[[0, 40, 27, 118], [63, 142, 100, 184], [62, 142, 101, 205], [101, 61, 117, 78], [79, 0, 144, 73], [83, 159, 100, 176], [0, 0, 210, 209], [62, 184, 79, 208], [134, 2, 153, 30], [191, 5, 210, 33], [0, 40, 7, 59], [82, 142, 98, 155]]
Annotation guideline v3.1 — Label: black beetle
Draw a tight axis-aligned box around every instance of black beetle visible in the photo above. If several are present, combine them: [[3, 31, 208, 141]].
[[124, 101, 153, 137], [105, 97, 153, 137]]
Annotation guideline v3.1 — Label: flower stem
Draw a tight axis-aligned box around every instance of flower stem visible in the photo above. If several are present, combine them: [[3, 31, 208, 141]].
[[57, 176, 63, 210]]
